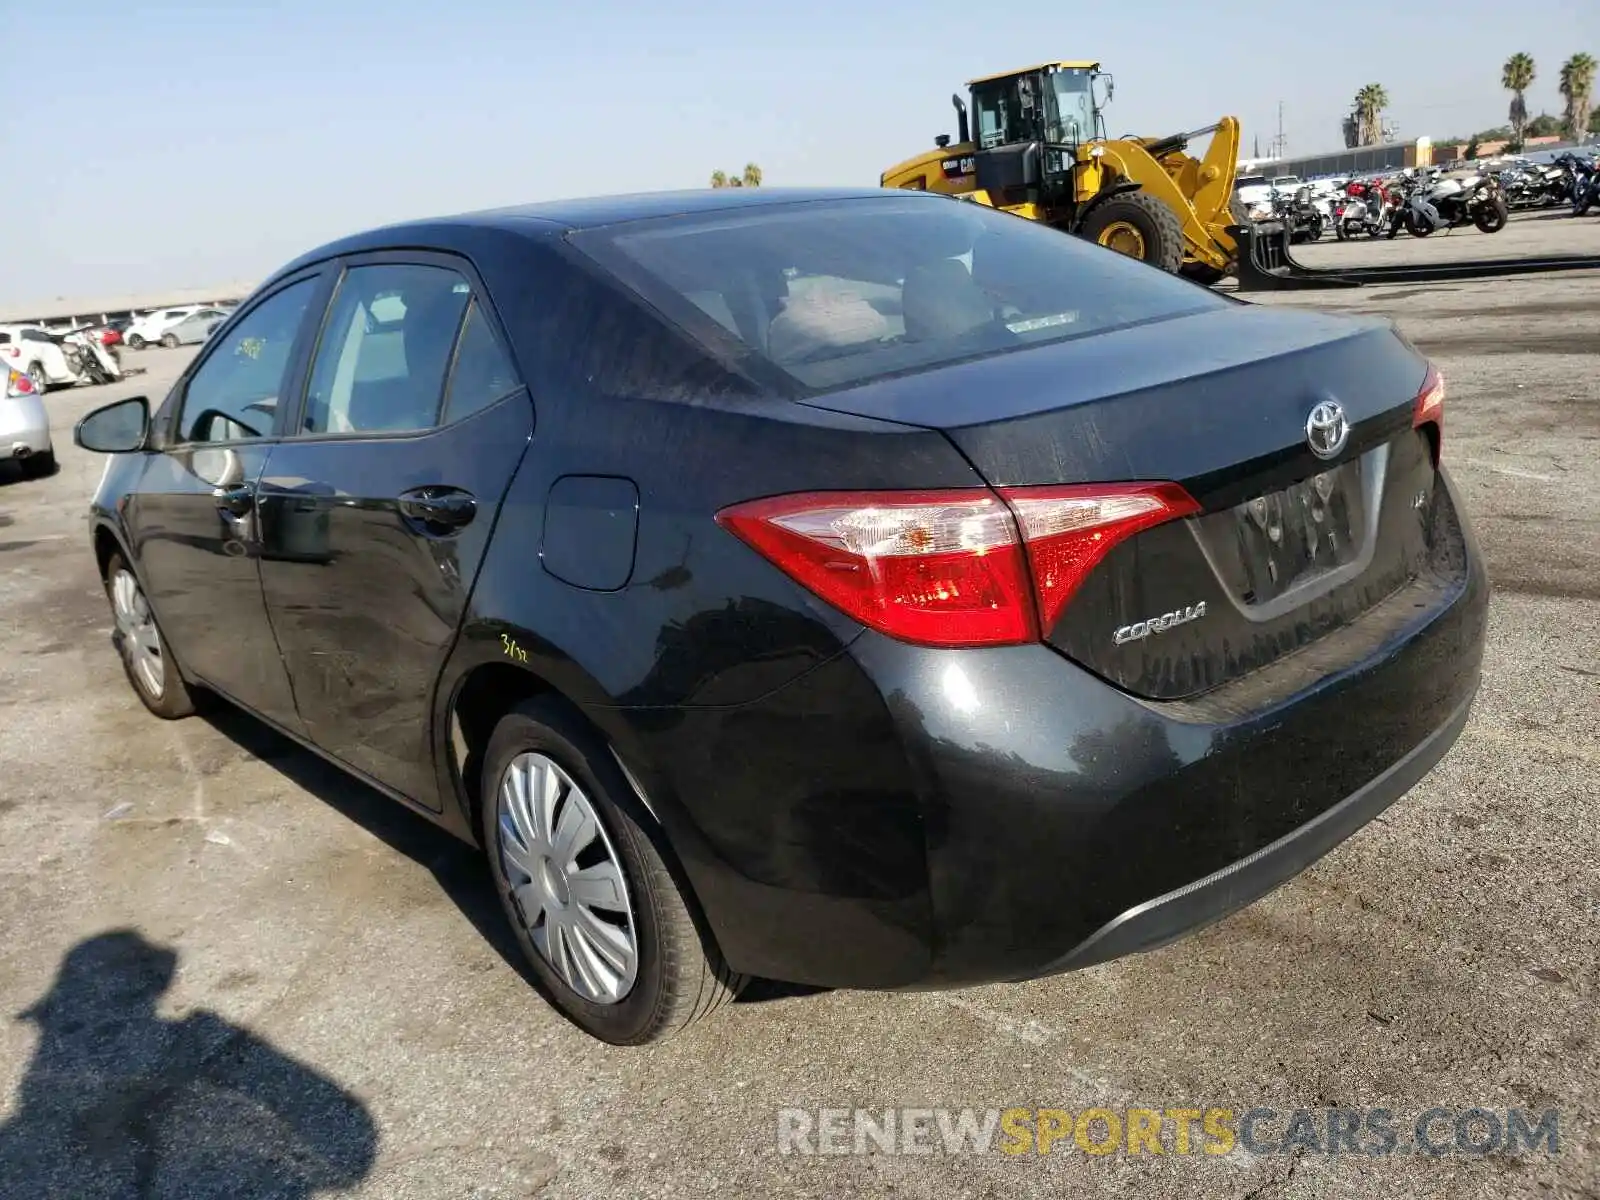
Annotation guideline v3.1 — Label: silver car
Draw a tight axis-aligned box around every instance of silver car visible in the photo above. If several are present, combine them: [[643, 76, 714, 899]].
[[0, 366, 53, 477], [157, 307, 231, 348]]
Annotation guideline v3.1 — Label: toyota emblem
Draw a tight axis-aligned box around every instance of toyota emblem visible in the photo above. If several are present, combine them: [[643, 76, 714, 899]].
[[1305, 401, 1350, 460]]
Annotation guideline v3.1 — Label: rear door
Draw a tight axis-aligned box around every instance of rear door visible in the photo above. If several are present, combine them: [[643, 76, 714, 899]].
[[256, 254, 532, 809], [123, 272, 329, 730]]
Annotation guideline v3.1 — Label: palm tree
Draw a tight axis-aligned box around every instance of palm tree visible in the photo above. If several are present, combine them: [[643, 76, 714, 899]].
[[741, 163, 763, 188], [710, 170, 728, 189], [1559, 53, 1597, 142], [1354, 84, 1388, 145], [1502, 53, 1536, 149]]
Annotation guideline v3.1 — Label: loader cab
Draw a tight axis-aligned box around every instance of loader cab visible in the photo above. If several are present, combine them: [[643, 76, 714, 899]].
[[966, 61, 1109, 210]]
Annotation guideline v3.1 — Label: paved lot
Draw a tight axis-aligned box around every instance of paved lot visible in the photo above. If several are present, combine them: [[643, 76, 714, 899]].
[[1, 212, 1596, 1198]]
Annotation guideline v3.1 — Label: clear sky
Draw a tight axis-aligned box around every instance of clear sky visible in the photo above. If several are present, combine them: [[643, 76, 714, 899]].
[[3, 0, 1594, 306]]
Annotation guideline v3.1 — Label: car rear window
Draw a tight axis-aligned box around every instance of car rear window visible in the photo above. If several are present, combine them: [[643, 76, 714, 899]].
[[568, 196, 1226, 393]]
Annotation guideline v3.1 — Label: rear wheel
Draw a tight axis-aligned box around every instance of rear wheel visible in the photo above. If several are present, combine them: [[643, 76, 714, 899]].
[[22, 449, 55, 478], [127, 333, 145, 350], [27, 362, 47, 393], [1474, 196, 1509, 233], [1077, 191, 1184, 273], [481, 698, 744, 1044], [103, 552, 197, 719], [160, 332, 179, 349]]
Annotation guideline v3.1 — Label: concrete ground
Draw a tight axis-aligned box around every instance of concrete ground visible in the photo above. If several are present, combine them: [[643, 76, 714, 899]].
[[0, 211, 1596, 1199]]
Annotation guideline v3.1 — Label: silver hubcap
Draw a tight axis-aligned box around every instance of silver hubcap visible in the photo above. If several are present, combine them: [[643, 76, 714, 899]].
[[111, 569, 164, 698], [496, 752, 637, 1004]]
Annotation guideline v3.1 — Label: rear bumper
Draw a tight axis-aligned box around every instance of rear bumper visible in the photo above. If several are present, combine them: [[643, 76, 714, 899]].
[[623, 471, 1487, 990], [0, 399, 52, 458], [1035, 687, 1474, 976]]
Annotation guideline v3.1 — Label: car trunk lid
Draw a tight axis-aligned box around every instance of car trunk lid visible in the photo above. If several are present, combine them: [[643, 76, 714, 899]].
[[797, 305, 1446, 700]]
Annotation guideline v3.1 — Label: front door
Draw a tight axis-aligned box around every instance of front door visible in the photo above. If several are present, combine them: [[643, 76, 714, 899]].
[[127, 274, 326, 731], [256, 257, 532, 808]]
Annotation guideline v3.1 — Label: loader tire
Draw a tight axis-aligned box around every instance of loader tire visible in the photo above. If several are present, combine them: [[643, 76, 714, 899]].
[[1180, 262, 1226, 286], [1078, 192, 1184, 273]]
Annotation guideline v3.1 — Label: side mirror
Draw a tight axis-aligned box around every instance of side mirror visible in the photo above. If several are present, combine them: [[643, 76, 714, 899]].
[[74, 396, 151, 454]]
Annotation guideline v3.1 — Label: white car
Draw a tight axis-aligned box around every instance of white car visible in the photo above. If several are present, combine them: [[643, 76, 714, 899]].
[[124, 305, 202, 349], [0, 365, 53, 477], [158, 307, 231, 347], [1234, 174, 1275, 220], [0, 324, 76, 393]]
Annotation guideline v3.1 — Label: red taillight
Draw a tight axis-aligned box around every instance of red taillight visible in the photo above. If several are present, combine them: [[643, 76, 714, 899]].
[[1412, 363, 1445, 463], [716, 482, 1199, 648], [6, 368, 35, 396], [1001, 483, 1202, 632]]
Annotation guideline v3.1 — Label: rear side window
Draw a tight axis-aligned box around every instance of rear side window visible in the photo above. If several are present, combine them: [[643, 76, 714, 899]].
[[441, 300, 519, 423], [570, 196, 1225, 393], [301, 264, 469, 435]]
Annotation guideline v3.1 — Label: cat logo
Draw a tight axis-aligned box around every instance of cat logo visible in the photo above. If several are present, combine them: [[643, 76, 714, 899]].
[[941, 156, 976, 179]]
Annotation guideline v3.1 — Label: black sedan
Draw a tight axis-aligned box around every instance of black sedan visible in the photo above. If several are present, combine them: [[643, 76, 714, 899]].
[[74, 187, 1486, 1045]]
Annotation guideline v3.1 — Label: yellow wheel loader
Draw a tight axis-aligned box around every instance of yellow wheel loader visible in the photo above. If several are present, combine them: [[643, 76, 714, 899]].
[[880, 62, 1243, 280]]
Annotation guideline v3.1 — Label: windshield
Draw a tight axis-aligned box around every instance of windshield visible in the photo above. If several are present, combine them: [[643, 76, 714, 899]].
[[570, 196, 1226, 394], [1048, 69, 1096, 144]]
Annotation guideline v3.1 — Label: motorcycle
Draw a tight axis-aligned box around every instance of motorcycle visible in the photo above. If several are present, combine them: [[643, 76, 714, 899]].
[[58, 329, 124, 386], [1386, 168, 1508, 237], [1275, 185, 1326, 243], [1560, 154, 1598, 216], [1333, 179, 1383, 239]]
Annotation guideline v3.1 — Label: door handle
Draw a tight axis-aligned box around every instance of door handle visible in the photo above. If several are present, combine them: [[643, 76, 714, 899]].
[[213, 483, 255, 517], [399, 486, 477, 534]]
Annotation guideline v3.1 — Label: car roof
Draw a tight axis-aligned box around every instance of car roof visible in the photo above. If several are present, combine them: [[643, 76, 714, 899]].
[[272, 187, 951, 280]]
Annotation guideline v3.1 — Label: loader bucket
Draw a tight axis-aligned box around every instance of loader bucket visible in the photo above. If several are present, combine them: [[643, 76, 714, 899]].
[[1231, 221, 1600, 293]]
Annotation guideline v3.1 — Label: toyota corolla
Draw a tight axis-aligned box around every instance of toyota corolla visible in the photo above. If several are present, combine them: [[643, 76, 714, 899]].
[[73, 188, 1486, 1045]]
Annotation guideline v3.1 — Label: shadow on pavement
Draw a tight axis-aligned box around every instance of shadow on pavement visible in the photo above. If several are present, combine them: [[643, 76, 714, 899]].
[[200, 702, 831, 1010], [0, 930, 376, 1197], [199, 703, 535, 984]]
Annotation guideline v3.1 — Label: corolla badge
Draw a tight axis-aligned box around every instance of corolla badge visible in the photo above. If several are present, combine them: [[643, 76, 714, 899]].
[[1114, 601, 1207, 646], [1305, 400, 1350, 460]]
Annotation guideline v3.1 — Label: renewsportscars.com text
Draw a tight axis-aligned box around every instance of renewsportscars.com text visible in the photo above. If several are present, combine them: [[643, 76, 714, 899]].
[[776, 1106, 1562, 1158]]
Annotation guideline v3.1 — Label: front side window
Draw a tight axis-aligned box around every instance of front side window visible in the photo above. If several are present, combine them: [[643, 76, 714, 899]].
[[175, 277, 317, 444], [571, 195, 1226, 394], [1047, 69, 1095, 145], [301, 264, 470, 435]]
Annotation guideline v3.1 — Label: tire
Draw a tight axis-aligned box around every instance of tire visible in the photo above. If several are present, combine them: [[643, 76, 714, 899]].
[[1473, 196, 1509, 233], [1574, 188, 1593, 218], [481, 698, 744, 1044], [1335, 221, 1350, 241], [103, 552, 197, 720], [127, 333, 145, 350], [1179, 262, 1226, 286], [22, 449, 56, 478], [27, 362, 47, 393], [1077, 191, 1185, 273], [160, 332, 179, 349]]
